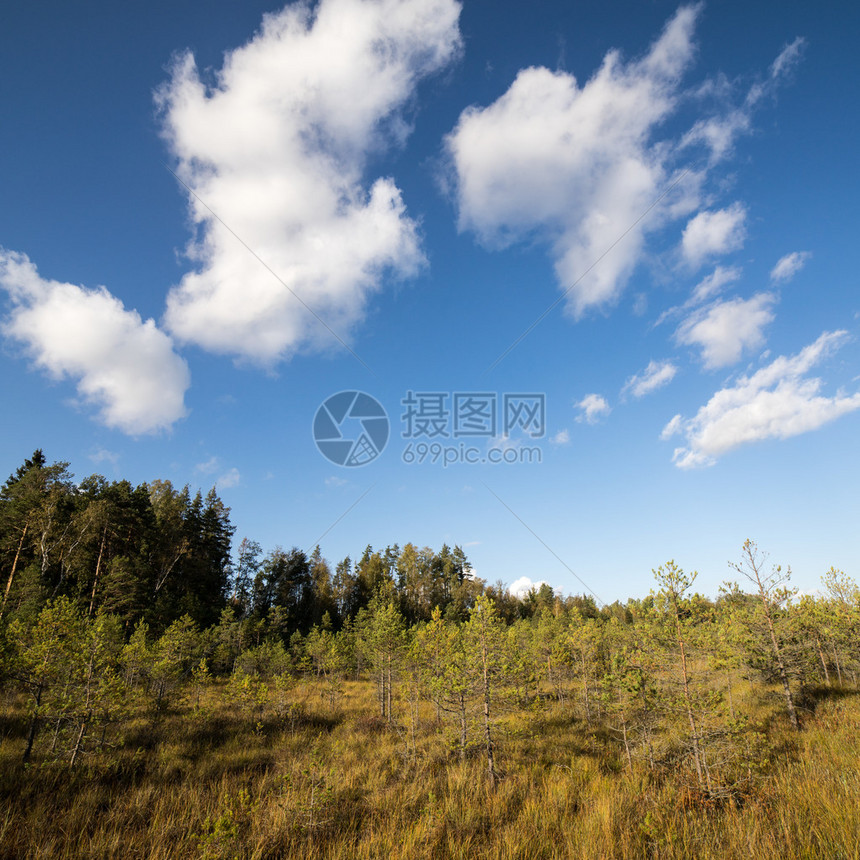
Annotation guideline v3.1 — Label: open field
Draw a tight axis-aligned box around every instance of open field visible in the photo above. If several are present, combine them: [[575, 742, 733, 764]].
[[1, 677, 858, 860]]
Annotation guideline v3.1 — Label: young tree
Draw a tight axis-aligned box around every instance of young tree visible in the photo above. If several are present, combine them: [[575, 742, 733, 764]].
[[304, 617, 348, 709], [821, 567, 860, 684], [355, 594, 406, 722], [231, 538, 262, 617], [730, 540, 800, 730], [7, 597, 125, 764], [600, 642, 647, 771], [564, 615, 604, 726], [465, 594, 505, 788], [8, 596, 83, 761], [653, 561, 712, 791], [62, 612, 126, 767], [147, 615, 202, 714], [412, 608, 473, 761]]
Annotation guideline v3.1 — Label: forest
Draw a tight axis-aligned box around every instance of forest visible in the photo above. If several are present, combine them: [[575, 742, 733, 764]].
[[1, 451, 858, 859]]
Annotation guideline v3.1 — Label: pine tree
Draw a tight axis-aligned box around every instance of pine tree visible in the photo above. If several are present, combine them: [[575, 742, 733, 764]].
[[464, 594, 505, 788], [653, 561, 712, 792], [730, 540, 800, 730], [413, 607, 472, 761], [355, 594, 406, 722]]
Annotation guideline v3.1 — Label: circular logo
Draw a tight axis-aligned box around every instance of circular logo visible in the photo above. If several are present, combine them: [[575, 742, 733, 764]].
[[313, 391, 389, 467]]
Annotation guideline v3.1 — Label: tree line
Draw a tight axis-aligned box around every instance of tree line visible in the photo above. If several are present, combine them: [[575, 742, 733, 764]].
[[1, 451, 858, 796], [0, 450, 489, 634]]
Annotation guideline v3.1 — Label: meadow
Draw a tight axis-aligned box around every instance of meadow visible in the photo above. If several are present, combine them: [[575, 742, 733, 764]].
[[1, 673, 858, 860]]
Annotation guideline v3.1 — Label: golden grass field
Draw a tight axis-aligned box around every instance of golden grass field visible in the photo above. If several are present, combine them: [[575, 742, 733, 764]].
[[1, 676, 858, 860]]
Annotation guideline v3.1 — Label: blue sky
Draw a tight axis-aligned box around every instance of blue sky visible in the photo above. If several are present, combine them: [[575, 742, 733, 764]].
[[2, 0, 858, 603]]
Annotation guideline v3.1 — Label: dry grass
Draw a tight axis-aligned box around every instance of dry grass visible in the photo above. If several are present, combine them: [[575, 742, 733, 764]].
[[0, 679, 858, 859]]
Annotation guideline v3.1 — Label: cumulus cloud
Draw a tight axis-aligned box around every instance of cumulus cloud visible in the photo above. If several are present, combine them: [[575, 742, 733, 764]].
[[676, 292, 775, 369], [549, 429, 570, 445], [445, 9, 802, 320], [158, 0, 462, 364], [770, 251, 811, 283], [508, 576, 549, 599], [664, 330, 860, 468], [0, 250, 189, 434], [445, 5, 702, 316], [576, 394, 611, 424], [622, 359, 678, 398], [680, 203, 747, 268]]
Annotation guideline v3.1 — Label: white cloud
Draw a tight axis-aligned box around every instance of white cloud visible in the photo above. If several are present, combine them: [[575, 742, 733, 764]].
[[665, 330, 860, 468], [654, 264, 742, 327], [509, 576, 549, 599], [550, 429, 570, 445], [445, 5, 702, 316], [488, 434, 521, 453], [682, 38, 806, 163], [660, 413, 683, 440], [576, 393, 611, 424], [446, 11, 800, 319], [0, 250, 189, 434], [676, 292, 775, 369], [216, 467, 241, 489], [690, 265, 742, 304], [680, 203, 747, 268], [159, 0, 462, 364], [632, 293, 649, 316], [622, 359, 678, 398], [325, 475, 349, 488], [770, 251, 811, 283], [770, 37, 806, 81], [89, 448, 120, 468], [195, 456, 220, 475]]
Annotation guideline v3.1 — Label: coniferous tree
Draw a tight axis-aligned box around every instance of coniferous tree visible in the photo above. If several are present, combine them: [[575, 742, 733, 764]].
[[652, 561, 713, 792], [730, 540, 800, 731]]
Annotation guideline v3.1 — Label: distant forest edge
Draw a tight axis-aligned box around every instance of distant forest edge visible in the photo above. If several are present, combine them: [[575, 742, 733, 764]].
[[0, 449, 525, 633], [3, 450, 856, 633], [1, 449, 859, 790]]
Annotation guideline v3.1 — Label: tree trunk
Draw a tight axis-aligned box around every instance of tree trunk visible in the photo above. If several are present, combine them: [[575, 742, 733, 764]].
[[816, 638, 831, 686], [580, 647, 591, 725], [69, 719, 89, 768], [459, 696, 467, 763], [833, 648, 844, 686], [386, 653, 392, 724], [643, 725, 656, 772], [1, 521, 28, 620], [622, 718, 633, 771], [23, 682, 43, 763], [726, 670, 736, 720], [762, 602, 800, 730], [672, 593, 709, 792], [409, 681, 417, 758], [88, 526, 108, 617], [479, 619, 497, 789]]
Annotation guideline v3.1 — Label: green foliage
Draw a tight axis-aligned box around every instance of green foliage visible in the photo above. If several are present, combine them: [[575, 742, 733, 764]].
[[4, 450, 860, 853]]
